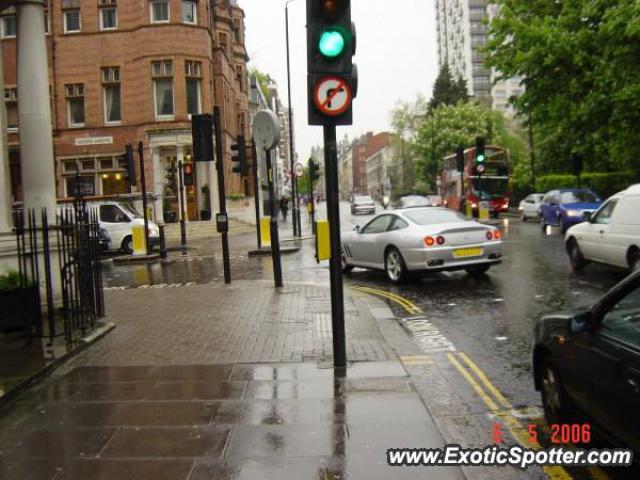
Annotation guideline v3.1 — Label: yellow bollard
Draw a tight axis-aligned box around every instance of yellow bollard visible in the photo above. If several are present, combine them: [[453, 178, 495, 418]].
[[132, 225, 147, 256], [479, 201, 490, 221], [465, 201, 473, 219], [315, 220, 331, 262], [260, 217, 271, 246]]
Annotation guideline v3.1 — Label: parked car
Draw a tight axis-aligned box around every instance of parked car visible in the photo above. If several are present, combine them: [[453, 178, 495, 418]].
[[518, 193, 545, 221], [539, 189, 602, 233], [532, 270, 640, 454], [350, 195, 376, 215], [565, 184, 640, 272], [341, 207, 503, 283], [393, 195, 432, 209], [91, 201, 160, 254]]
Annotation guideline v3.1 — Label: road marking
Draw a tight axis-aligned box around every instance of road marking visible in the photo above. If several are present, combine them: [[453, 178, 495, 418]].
[[400, 355, 432, 366], [351, 285, 422, 314], [458, 352, 511, 410]]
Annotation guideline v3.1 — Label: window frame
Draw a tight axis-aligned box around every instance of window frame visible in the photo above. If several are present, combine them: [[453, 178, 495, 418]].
[[1, 15, 16, 39], [150, 0, 170, 24], [99, 6, 118, 31], [65, 84, 85, 128], [63, 9, 81, 34], [182, 0, 197, 25], [102, 67, 122, 125]]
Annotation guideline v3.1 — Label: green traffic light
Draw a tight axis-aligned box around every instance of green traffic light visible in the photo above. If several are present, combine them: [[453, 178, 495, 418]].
[[319, 29, 345, 58], [477, 154, 485, 163]]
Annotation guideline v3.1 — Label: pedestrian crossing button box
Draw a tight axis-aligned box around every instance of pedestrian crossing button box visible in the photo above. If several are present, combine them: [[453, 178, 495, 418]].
[[216, 213, 229, 233]]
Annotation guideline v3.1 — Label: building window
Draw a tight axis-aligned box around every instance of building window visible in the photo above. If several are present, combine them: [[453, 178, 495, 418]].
[[102, 67, 122, 124], [1, 15, 16, 38], [63, 0, 81, 34], [99, 6, 118, 30], [218, 32, 228, 52], [150, 0, 169, 23], [4, 88, 18, 130], [66, 175, 95, 197], [152, 60, 174, 119], [182, 0, 197, 24], [185, 61, 201, 115], [65, 83, 85, 127]]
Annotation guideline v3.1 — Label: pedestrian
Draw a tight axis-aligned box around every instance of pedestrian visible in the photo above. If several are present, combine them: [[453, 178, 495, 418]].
[[280, 196, 289, 221]]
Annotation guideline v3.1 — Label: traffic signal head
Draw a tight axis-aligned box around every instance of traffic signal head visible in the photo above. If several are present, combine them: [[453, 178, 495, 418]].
[[307, 0, 357, 126], [308, 159, 320, 181], [183, 163, 194, 186], [475, 137, 486, 164], [231, 135, 248, 177], [192, 114, 214, 162], [125, 144, 136, 187]]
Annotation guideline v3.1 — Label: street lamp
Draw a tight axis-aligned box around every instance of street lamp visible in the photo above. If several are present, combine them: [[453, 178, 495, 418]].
[[285, 0, 301, 237]]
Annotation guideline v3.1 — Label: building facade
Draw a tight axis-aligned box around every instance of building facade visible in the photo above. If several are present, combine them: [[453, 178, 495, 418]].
[[435, 0, 522, 114], [1, 0, 251, 226]]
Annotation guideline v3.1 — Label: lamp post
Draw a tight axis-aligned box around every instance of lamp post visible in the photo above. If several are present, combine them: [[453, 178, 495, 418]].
[[285, 0, 300, 237]]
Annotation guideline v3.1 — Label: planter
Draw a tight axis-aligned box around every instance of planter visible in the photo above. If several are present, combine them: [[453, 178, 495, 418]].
[[200, 210, 212, 221], [0, 286, 38, 333]]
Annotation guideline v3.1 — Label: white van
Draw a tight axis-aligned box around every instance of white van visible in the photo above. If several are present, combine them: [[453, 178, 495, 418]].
[[92, 201, 160, 253], [565, 184, 640, 271]]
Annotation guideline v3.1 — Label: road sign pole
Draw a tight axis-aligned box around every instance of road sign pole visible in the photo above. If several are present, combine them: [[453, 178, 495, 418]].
[[266, 148, 283, 288], [138, 141, 151, 255], [323, 124, 346, 368], [178, 160, 187, 247], [251, 139, 261, 249], [213, 106, 231, 284]]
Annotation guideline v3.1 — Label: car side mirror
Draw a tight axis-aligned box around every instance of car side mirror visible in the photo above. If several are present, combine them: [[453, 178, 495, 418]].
[[569, 312, 592, 334], [583, 211, 593, 223], [353, 225, 361, 233]]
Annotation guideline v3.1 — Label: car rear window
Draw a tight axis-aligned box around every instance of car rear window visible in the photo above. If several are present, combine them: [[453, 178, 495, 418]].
[[399, 196, 431, 207], [403, 209, 468, 225], [355, 196, 373, 202]]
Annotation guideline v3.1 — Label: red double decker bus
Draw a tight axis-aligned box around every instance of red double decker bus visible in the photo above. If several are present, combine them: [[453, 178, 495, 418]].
[[440, 145, 511, 217]]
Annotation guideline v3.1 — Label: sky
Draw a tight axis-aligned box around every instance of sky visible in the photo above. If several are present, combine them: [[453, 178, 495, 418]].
[[241, 0, 439, 162]]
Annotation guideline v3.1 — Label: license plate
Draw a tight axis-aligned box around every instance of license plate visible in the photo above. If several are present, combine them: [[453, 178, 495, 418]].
[[454, 248, 483, 258]]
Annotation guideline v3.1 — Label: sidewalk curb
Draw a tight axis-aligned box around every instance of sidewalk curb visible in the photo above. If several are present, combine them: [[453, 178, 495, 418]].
[[248, 246, 301, 257], [0, 321, 116, 409]]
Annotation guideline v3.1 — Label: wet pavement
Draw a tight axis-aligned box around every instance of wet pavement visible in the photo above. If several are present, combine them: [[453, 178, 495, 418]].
[[0, 363, 463, 480]]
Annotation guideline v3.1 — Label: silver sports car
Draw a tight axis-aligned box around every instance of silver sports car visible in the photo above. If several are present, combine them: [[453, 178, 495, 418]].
[[341, 207, 503, 283]]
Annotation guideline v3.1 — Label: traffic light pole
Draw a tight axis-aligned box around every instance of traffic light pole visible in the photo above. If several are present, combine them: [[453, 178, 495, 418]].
[[285, 1, 300, 238], [178, 161, 187, 247], [138, 141, 151, 255], [266, 148, 283, 288], [213, 106, 231, 284], [251, 139, 261, 249], [323, 124, 347, 368]]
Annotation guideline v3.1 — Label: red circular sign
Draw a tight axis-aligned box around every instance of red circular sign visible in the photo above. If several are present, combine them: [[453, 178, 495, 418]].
[[313, 76, 352, 116]]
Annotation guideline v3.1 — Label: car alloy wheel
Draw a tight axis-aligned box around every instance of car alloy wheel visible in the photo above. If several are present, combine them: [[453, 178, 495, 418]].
[[569, 241, 586, 271], [341, 252, 354, 273], [385, 248, 407, 284], [540, 359, 566, 424]]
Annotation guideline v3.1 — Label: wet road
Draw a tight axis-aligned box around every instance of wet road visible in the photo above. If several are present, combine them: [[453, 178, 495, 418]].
[[101, 203, 635, 479]]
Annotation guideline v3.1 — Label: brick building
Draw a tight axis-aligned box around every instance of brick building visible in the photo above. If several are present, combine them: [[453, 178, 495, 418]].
[[1, 0, 250, 223]]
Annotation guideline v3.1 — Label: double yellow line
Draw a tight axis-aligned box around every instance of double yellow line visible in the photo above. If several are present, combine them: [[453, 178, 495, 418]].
[[351, 285, 423, 315]]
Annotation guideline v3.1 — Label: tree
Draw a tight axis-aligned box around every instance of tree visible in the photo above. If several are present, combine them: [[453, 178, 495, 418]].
[[429, 63, 469, 112], [248, 67, 275, 105], [486, 0, 640, 180]]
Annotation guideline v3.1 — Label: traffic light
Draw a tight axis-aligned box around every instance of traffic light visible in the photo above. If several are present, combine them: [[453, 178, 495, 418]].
[[475, 137, 486, 164], [231, 135, 248, 177], [456, 146, 465, 173], [306, 0, 357, 126], [125, 143, 136, 186], [183, 163, 194, 186], [192, 114, 214, 162], [309, 159, 320, 181]]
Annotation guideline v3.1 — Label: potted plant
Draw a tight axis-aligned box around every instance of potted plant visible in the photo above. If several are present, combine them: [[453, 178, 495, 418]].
[[0, 269, 38, 333], [200, 184, 212, 221]]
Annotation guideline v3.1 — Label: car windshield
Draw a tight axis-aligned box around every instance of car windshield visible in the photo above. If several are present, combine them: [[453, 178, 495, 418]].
[[399, 196, 430, 207], [471, 178, 509, 199], [355, 196, 373, 203], [560, 191, 599, 204], [403, 209, 468, 225]]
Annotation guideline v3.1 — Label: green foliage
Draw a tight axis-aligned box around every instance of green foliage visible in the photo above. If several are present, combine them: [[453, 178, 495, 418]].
[[429, 64, 469, 112], [249, 67, 274, 106], [228, 193, 245, 201], [535, 172, 631, 199], [0, 270, 33, 291], [486, 0, 640, 182]]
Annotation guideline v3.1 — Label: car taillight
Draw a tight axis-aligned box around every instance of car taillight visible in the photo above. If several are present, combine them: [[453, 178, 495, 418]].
[[424, 236, 435, 247], [493, 230, 502, 240], [486, 231, 493, 241], [436, 236, 445, 245]]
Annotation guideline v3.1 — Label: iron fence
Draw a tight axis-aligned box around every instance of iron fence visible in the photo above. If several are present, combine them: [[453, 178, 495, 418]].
[[13, 196, 105, 343]]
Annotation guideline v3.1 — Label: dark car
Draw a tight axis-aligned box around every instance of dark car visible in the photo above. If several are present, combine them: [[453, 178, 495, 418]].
[[393, 195, 432, 209], [532, 270, 640, 454], [539, 189, 602, 233]]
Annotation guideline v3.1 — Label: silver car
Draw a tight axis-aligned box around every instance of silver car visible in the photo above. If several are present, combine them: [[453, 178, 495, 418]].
[[341, 207, 504, 283], [351, 195, 376, 215]]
